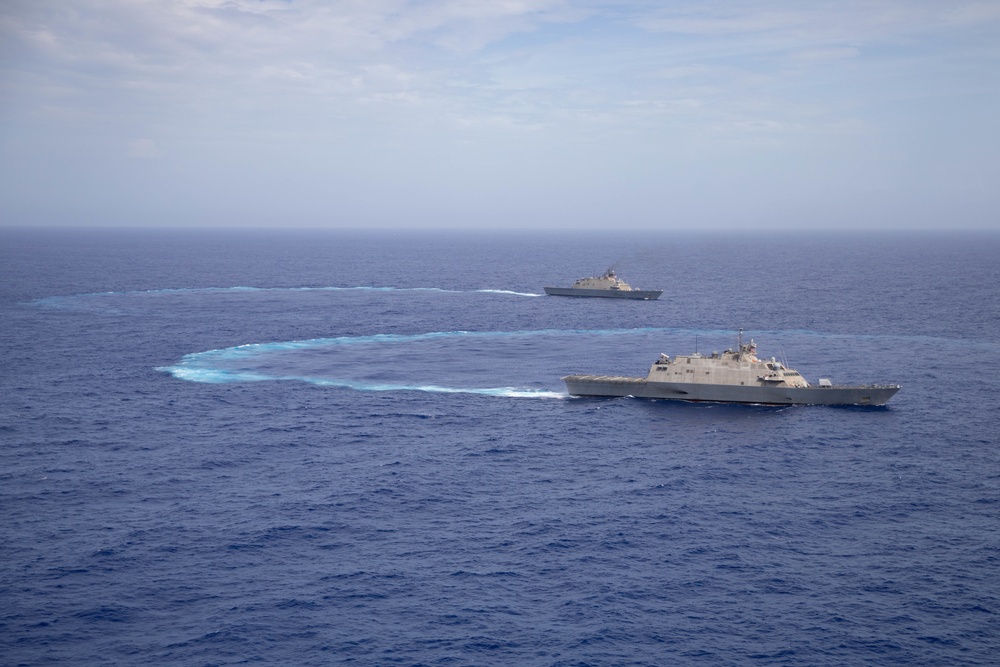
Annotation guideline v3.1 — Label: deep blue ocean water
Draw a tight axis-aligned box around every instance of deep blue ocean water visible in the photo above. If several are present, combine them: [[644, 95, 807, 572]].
[[2, 228, 999, 666]]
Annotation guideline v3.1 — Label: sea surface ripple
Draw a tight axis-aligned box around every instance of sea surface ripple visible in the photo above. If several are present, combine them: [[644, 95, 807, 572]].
[[2, 228, 999, 666]]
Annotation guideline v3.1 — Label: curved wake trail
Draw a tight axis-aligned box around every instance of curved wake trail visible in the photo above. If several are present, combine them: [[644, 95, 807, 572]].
[[36, 284, 984, 398], [175, 327, 670, 360], [31, 285, 542, 307], [157, 327, 679, 398], [164, 364, 565, 399]]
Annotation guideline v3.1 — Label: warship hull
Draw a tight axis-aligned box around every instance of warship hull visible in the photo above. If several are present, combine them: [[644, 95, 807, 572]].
[[544, 287, 663, 300], [563, 375, 900, 406]]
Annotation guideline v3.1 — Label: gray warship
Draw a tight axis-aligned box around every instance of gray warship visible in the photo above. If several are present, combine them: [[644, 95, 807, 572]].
[[563, 331, 900, 406], [544, 269, 662, 300]]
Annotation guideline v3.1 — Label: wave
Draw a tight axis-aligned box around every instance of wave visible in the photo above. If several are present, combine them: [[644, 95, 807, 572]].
[[161, 327, 679, 371], [31, 285, 542, 307], [28, 286, 999, 353], [156, 327, 680, 398], [162, 364, 564, 399]]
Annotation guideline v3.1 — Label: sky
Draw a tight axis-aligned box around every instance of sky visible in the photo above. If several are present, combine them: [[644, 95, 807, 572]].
[[1, 0, 999, 231]]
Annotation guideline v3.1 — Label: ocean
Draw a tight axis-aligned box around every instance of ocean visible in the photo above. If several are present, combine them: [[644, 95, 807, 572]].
[[1, 227, 998, 666]]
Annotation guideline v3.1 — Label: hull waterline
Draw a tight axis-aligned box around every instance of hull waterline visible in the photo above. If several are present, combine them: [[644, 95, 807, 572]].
[[544, 287, 663, 300], [563, 375, 900, 406]]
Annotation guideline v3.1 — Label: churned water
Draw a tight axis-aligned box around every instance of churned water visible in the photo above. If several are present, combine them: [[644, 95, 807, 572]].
[[2, 228, 998, 666]]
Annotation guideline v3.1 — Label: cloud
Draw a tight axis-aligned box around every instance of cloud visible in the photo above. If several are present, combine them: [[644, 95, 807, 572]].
[[3, 0, 995, 129], [127, 138, 159, 158], [0, 0, 594, 130], [790, 47, 860, 63], [1, 1, 998, 229]]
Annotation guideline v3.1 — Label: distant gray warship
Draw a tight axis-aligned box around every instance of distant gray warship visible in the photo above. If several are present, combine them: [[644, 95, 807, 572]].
[[544, 269, 662, 300], [563, 331, 900, 406]]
